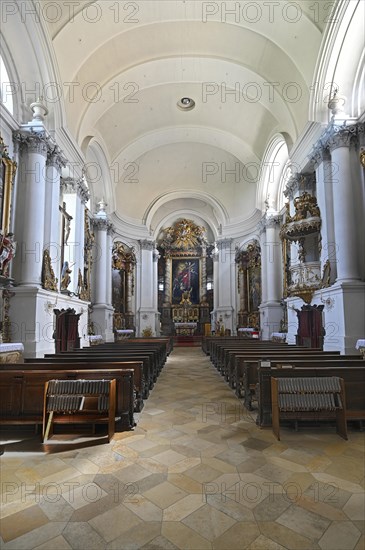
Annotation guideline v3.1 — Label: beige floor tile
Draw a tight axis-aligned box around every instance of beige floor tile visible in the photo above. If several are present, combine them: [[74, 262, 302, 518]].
[[212, 521, 260, 549], [343, 493, 365, 521], [184, 463, 221, 483], [163, 493, 205, 521], [143, 481, 187, 509], [260, 521, 321, 549], [152, 449, 186, 466], [1, 504, 49, 543], [319, 521, 361, 550], [124, 494, 163, 521], [34, 535, 72, 549], [167, 473, 203, 494], [182, 503, 236, 541], [107, 521, 161, 549], [247, 534, 286, 549], [162, 521, 212, 549], [277, 505, 330, 539], [89, 503, 142, 542]]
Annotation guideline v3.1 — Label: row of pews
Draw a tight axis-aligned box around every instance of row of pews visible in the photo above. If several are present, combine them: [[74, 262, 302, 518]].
[[0, 338, 173, 438], [202, 336, 365, 430]]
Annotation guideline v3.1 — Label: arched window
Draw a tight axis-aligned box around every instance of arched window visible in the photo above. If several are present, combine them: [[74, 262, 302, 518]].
[[0, 55, 14, 115]]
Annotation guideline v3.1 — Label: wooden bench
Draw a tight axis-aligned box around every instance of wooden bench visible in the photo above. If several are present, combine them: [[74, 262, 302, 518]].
[[257, 364, 365, 428], [2, 361, 145, 412], [29, 352, 155, 396], [43, 378, 117, 443], [0, 368, 135, 433], [271, 376, 347, 440]]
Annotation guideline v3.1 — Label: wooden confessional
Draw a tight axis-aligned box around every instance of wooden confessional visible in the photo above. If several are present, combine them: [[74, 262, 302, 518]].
[[295, 305, 324, 349], [54, 308, 81, 353]]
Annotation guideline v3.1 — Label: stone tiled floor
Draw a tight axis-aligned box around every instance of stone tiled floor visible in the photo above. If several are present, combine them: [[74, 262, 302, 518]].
[[0, 347, 364, 549]]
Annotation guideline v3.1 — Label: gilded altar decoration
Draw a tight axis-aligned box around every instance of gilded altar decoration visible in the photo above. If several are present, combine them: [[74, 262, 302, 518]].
[[41, 249, 58, 291], [82, 211, 94, 301], [321, 259, 331, 288], [0, 231, 16, 278], [161, 219, 207, 255], [112, 241, 136, 330], [77, 268, 89, 300], [360, 149, 365, 169], [0, 136, 17, 238], [236, 241, 261, 327], [281, 191, 322, 304], [281, 192, 321, 240]]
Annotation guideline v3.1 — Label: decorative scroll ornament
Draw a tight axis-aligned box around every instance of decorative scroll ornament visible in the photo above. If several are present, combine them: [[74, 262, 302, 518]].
[[160, 219, 207, 254], [41, 249, 58, 291]]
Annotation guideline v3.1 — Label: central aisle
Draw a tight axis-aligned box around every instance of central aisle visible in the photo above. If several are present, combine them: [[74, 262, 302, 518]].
[[1, 348, 363, 550]]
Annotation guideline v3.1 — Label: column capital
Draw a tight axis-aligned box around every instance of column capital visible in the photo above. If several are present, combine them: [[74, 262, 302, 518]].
[[284, 173, 301, 199], [77, 178, 90, 204], [91, 217, 112, 232], [139, 239, 156, 251], [265, 214, 281, 229], [47, 145, 67, 172], [318, 121, 362, 153], [13, 129, 48, 157], [310, 140, 331, 168], [216, 238, 233, 251]]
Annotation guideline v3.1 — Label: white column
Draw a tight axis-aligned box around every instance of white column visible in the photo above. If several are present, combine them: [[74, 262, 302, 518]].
[[44, 148, 65, 290], [93, 219, 108, 305], [91, 205, 114, 341], [153, 247, 160, 335], [328, 126, 361, 282], [312, 146, 337, 280], [216, 238, 234, 332], [260, 214, 283, 339], [106, 229, 113, 306], [13, 130, 48, 285], [138, 239, 158, 335], [265, 215, 282, 303]]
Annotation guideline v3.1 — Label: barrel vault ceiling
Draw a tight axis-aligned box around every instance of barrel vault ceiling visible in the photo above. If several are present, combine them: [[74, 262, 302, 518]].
[[45, 0, 325, 235]]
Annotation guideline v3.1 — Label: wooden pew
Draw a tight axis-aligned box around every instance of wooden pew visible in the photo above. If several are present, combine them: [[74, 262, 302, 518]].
[[257, 364, 365, 428], [2, 361, 144, 412], [30, 351, 156, 395], [235, 356, 363, 409], [0, 368, 135, 433]]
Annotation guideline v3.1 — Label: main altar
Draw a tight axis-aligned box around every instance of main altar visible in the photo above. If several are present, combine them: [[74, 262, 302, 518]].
[[157, 219, 213, 336]]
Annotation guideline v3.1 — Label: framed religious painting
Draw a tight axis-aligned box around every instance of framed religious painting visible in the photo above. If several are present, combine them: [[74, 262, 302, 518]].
[[171, 258, 200, 305], [0, 137, 16, 235], [247, 264, 261, 313]]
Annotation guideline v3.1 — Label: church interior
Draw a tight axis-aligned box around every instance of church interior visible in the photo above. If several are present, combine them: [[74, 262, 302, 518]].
[[0, 1, 364, 548]]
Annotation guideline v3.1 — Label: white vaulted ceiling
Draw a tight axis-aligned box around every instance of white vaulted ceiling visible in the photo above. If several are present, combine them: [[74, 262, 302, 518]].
[[45, 0, 324, 237]]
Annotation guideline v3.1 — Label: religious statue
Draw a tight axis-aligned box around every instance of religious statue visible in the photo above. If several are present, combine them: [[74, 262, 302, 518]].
[[61, 261, 72, 290], [0, 232, 16, 277], [41, 249, 58, 291]]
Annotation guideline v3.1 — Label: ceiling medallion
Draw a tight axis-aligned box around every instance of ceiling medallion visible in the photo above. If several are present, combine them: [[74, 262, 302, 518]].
[[177, 97, 195, 111]]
